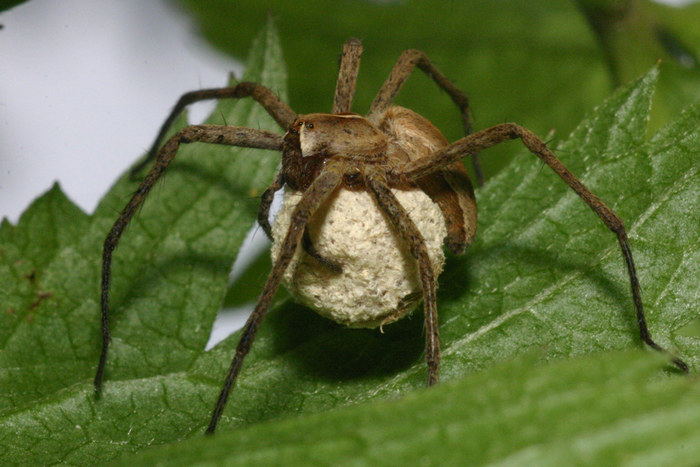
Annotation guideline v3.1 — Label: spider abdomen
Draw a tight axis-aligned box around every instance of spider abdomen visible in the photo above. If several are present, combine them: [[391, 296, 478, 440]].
[[380, 106, 477, 254], [271, 186, 447, 328]]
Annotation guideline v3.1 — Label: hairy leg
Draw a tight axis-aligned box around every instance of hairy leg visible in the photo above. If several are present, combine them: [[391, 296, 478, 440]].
[[365, 169, 440, 385], [402, 123, 688, 372], [258, 173, 343, 273], [206, 162, 344, 433], [95, 125, 284, 393], [367, 49, 483, 185], [333, 38, 363, 113], [302, 229, 343, 273], [257, 171, 285, 239], [131, 82, 295, 176]]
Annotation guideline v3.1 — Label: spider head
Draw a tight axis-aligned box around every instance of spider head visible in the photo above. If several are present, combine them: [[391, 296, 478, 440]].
[[286, 113, 388, 159]]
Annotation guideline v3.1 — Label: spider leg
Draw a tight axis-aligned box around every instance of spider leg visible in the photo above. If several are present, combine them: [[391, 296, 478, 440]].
[[402, 123, 689, 373], [365, 169, 440, 385], [333, 38, 363, 113], [367, 49, 483, 185], [302, 228, 343, 273], [95, 125, 284, 394], [206, 162, 344, 433], [257, 171, 285, 239], [130, 82, 296, 176], [258, 173, 343, 273]]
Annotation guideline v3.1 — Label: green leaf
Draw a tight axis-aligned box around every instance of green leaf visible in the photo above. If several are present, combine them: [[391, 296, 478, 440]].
[[0, 1, 30, 13], [114, 351, 700, 466], [0, 23, 286, 464], [1, 22, 698, 465]]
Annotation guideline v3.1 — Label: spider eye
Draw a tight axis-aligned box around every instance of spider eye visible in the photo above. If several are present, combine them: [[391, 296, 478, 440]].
[[306, 122, 314, 129]]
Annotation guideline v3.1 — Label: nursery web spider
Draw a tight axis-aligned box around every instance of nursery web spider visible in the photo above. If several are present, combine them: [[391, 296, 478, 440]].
[[95, 38, 688, 434]]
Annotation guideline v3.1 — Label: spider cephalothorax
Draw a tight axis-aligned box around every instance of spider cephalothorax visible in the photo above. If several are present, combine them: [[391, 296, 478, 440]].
[[281, 113, 390, 190], [94, 38, 688, 435], [274, 111, 455, 328]]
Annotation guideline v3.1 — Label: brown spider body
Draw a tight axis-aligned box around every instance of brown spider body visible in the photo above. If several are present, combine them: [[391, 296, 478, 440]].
[[273, 108, 477, 327], [94, 38, 687, 435], [282, 108, 477, 246], [377, 106, 478, 254]]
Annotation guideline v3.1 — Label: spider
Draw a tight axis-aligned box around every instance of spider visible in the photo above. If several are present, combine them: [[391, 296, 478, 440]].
[[94, 38, 688, 434]]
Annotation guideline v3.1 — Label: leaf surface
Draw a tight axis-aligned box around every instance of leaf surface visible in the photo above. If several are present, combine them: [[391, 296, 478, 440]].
[[116, 352, 700, 466], [0, 21, 698, 466]]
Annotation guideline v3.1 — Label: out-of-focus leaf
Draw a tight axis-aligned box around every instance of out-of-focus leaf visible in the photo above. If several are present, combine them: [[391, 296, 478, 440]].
[[576, 0, 700, 129], [0, 1, 29, 13]]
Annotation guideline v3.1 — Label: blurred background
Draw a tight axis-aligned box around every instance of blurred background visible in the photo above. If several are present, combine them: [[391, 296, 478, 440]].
[[2, 0, 699, 343]]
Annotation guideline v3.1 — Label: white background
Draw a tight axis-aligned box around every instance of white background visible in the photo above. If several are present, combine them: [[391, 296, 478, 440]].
[[0, 0, 693, 346], [0, 0, 259, 347]]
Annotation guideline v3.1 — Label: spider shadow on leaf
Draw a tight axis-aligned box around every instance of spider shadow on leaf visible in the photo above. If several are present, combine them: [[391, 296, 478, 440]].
[[221, 232, 642, 400], [218, 241, 426, 384], [260, 300, 426, 383]]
